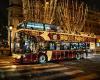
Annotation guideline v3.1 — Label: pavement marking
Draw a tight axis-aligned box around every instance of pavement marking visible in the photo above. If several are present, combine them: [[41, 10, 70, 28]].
[[32, 64, 64, 69], [0, 60, 10, 64], [0, 63, 64, 70], [71, 73, 98, 80], [4, 67, 69, 77], [0, 62, 83, 78], [2, 71, 32, 77], [31, 67, 69, 74], [63, 70, 84, 75], [0, 62, 90, 80], [0, 63, 65, 73], [0, 59, 96, 80], [35, 70, 84, 80], [3, 67, 84, 80]]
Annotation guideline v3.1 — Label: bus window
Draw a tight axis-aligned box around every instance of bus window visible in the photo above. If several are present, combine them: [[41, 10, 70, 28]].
[[17, 22, 44, 31], [14, 33, 21, 53], [86, 43, 90, 49], [96, 43, 100, 47], [39, 42, 46, 51], [71, 43, 79, 50], [33, 23, 44, 30], [56, 42, 70, 50], [60, 42, 64, 50], [79, 43, 86, 49], [14, 32, 39, 54], [47, 42, 56, 50], [64, 43, 70, 50], [56, 42, 60, 50], [17, 23, 25, 29], [45, 24, 51, 31], [45, 24, 57, 32]]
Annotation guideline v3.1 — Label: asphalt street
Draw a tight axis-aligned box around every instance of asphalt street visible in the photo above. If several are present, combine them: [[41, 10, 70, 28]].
[[0, 55, 100, 80]]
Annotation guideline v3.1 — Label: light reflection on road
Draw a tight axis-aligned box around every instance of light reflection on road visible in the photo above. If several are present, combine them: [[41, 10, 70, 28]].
[[0, 57, 100, 80], [11, 65, 17, 69]]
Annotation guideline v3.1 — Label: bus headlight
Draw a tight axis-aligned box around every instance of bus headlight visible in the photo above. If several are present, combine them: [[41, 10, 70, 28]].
[[41, 51, 46, 53], [83, 50, 86, 51], [17, 55, 21, 59], [17, 54, 26, 59], [23, 55, 26, 58], [13, 54, 21, 59]]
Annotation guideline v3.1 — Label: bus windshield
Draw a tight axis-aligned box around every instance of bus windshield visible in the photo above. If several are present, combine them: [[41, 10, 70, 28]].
[[17, 22, 57, 32], [14, 32, 38, 54]]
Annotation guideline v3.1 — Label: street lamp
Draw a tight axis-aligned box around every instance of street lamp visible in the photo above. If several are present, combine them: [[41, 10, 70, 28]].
[[46, 2, 49, 5], [9, 26, 12, 56]]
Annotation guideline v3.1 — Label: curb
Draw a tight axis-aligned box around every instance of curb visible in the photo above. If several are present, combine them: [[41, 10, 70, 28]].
[[0, 56, 13, 59], [93, 54, 100, 56]]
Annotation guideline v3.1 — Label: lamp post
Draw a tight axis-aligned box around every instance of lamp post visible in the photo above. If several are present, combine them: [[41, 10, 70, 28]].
[[9, 26, 12, 56]]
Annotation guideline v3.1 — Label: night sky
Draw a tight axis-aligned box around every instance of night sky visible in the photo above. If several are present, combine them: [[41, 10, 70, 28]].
[[84, 0, 100, 10], [0, 0, 8, 40], [0, 0, 8, 27]]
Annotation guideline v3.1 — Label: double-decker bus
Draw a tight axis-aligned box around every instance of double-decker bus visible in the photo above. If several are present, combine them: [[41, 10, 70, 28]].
[[12, 21, 96, 64]]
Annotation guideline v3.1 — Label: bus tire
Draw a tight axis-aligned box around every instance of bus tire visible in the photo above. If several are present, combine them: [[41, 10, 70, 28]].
[[38, 54, 47, 64], [76, 53, 81, 60], [83, 53, 87, 59], [80, 53, 83, 59]]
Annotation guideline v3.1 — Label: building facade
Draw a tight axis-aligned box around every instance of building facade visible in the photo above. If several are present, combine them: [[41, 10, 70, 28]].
[[85, 10, 100, 35], [8, 0, 23, 44]]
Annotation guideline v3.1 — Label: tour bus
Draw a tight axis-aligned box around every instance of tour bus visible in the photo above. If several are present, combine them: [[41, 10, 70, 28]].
[[12, 21, 96, 64]]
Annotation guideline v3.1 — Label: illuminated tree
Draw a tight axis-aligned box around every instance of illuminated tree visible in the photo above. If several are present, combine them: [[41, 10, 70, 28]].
[[22, 0, 57, 24], [56, 0, 88, 34], [22, 0, 88, 34]]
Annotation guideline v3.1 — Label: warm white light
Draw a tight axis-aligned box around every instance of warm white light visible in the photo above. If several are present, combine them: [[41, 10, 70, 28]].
[[9, 26, 12, 30], [11, 65, 17, 68], [46, 2, 49, 5]]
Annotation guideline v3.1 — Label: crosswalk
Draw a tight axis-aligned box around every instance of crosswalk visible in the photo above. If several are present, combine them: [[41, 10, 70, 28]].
[[0, 59, 99, 80]]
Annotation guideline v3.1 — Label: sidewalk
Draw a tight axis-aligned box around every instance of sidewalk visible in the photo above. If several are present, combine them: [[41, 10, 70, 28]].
[[93, 51, 100, 55], [0, 55, 13, 59], [93, 54, 100, 55]]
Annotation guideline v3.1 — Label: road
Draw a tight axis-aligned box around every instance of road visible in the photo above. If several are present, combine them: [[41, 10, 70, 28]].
[[0, 55, 100, 80]]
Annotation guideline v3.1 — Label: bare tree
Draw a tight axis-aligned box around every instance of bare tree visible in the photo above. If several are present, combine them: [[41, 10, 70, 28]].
[[22, 0, 31, 21], [56, 0, 88, 34], [22, 0, 88, 34], [22, 0, 57, 24]]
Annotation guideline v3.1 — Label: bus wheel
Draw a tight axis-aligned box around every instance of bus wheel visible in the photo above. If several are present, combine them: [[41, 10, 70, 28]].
[[38, 55, 47, 64], [76, 53, 81, 60], [83, 53, 87, 59]]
